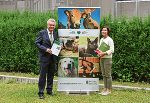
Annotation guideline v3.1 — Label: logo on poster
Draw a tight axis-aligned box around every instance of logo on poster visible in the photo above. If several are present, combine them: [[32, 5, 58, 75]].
[[77, 31, 81, 34]]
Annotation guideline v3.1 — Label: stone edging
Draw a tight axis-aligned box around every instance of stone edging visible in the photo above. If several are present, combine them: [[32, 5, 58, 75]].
[[0, 75, 149, 91]]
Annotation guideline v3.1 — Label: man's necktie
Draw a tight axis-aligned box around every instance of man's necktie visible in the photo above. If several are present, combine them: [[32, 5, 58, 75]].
[[49, 33, 54, 44]]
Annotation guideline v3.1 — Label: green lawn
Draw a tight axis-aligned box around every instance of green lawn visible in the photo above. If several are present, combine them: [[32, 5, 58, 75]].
[[0, 81, 150, 103]]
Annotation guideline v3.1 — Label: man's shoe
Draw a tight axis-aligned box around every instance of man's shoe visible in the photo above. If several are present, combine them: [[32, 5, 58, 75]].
[[39, 94, 44, 99], [47, 92, 54, 96]]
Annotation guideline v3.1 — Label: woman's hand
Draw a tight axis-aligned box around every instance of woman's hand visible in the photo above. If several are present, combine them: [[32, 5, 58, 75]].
[[98, 52, 105, 57], [98, 51, 107, 57]]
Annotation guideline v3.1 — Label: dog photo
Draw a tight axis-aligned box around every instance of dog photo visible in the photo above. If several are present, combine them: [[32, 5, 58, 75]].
[[79, 36, 99, 57], [58, 8, 100, 29], [78, 57, 100, 78], [58, 57, 78, 77], [59, 36, 79, 57]]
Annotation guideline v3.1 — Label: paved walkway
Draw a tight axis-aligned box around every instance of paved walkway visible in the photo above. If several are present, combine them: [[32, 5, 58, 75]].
[[0, 75, 150, 91]]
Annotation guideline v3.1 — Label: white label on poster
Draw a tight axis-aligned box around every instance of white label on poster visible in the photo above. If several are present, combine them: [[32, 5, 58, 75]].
[[58, 29, 100, 36], [58, 78, 99, 91]]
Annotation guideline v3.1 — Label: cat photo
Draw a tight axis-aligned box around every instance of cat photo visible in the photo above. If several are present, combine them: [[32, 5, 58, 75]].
[[79, 36, 98, 57]]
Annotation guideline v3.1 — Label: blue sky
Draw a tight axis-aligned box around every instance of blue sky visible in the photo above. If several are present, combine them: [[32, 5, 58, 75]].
[[58, 8, 101, 29]]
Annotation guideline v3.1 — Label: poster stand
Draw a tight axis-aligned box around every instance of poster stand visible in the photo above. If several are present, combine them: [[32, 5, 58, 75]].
[[57, 7, 101, 94], [66, 91, 90, 95]]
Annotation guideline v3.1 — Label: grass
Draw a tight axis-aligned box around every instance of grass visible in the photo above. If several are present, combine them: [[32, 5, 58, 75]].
[[0, 81, 150, 103]]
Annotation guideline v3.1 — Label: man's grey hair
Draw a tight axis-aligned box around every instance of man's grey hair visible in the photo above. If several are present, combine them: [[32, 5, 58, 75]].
[[47, 18, 56, 26]]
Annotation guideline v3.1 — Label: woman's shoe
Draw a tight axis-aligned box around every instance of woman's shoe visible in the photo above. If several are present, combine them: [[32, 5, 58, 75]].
[[98, 88, 107, 94], [101, 89, 111, 96]]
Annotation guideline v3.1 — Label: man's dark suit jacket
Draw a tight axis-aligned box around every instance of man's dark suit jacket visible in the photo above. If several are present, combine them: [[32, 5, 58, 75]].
[[35, 29, 58, 63]]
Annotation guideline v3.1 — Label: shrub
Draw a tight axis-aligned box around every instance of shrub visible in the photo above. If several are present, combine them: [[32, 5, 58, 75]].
[[100, 15, 150, 83], [0, 11, 149, 82], [0, 10, 57, 74]]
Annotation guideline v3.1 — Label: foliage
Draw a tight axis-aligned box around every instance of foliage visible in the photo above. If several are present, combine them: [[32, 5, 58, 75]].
[[100, 15, 150, 83], [0, 10, 58, 74], [0, 11, 149, 82]]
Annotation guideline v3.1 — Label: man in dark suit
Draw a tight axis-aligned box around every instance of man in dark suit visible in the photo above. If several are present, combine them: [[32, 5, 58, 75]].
[[35, 18, 58, 99]]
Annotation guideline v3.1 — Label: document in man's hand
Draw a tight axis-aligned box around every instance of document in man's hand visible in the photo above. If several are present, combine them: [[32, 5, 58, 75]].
[[51, 40, 62, 56], [98, 41, 110, 52]]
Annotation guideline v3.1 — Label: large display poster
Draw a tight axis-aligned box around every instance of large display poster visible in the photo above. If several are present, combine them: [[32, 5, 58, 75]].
[[58, 7, 101, 92]]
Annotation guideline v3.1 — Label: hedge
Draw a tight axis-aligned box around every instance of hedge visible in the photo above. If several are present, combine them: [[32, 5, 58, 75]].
[[0, 10, 58, 74], [0, 11, 149, 82], [100, 15, 150, 83]]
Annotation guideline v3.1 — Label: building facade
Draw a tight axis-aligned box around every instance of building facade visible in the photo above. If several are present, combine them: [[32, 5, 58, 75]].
[[0, 0, 150, 17]]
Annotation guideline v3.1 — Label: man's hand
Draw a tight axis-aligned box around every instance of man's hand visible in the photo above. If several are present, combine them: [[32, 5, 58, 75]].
[[61, 45, 64, 49], [60, 43, 64, 49], [46, 48, 52, 54]]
